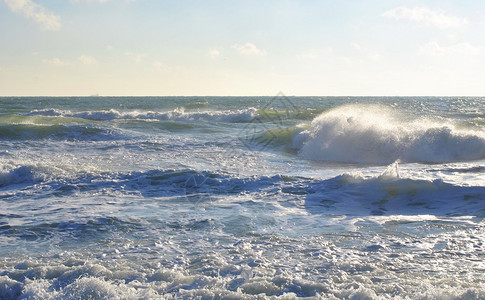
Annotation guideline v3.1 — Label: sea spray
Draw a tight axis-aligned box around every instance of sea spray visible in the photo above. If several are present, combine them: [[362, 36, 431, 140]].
[[293, 104, 485, 164], [1, 96, 484, 298], [24, 107, 260, 123]]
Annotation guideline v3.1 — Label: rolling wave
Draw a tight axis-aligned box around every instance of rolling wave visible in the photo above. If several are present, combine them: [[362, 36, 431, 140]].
[[25, 108, 259, 123], [22, 107, 320, 124], [304, 162, 485, 216], [0, 124, 116, 141], [293, 105, 485, 164], [2, 164, 484, 217], [0, 166, 39, 188]]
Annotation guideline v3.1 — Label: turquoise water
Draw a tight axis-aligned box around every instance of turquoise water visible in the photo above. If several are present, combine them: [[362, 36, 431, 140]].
[[1, 96, 485, 299]]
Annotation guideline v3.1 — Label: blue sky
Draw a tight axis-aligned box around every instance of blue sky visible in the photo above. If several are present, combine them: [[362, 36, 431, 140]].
[[1, 0, 484, 96]]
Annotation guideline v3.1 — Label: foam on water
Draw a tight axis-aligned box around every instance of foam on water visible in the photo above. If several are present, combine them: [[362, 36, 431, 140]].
[[1, 163, 485, 298], [0, 166, 39, 188], [2, 220, 485, 299], [1, 96, 484, 299], [305, 162, 485, 217], [25, 107, 259, 123], [293, 105, 485, 164], [1, 162, 483, 226]]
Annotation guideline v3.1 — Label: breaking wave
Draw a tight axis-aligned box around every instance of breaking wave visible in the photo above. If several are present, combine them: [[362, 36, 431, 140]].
[[24, 108, 259, 123], [305, 161, 485, 217], [293, 105, 485, 164], [2, 163, 484, 218], [0, 166, 40, 188]]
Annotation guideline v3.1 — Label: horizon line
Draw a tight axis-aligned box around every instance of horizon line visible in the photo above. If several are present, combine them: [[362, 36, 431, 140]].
[[1, 95, 484, 98]]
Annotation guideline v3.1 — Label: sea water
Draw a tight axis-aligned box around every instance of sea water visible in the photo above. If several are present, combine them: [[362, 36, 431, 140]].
[[0, 96, 484, 299]]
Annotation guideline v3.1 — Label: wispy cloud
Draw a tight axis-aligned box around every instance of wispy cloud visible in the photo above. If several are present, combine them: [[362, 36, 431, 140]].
[[419, 42, 482, 56], [4, 0, 61, 31], [78, 54, 98, 65], [208, 49, 220, 59], [153, 61, 171, 72], [232, 43, 266, 56], [42, 55, 98, 66], [42, 58, 73, 67], [351, 43, 381, 61], [382, 7, 468, 29], [125, 52, 148, 63]]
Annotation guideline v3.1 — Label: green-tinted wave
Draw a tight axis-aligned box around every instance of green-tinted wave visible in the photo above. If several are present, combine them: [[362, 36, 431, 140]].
[[183, 101, 210, 109], [0, 114, 87, 126], [0, 124, 112, 140], [250, 126, 303, 150], [256, 108, 326, 121]]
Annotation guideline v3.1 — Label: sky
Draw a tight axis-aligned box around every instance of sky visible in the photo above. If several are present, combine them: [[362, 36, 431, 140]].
[[1, 0, 485, 96]]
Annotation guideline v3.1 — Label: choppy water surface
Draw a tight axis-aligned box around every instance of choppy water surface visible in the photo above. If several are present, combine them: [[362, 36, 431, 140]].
[[1, 96, 485, 299]]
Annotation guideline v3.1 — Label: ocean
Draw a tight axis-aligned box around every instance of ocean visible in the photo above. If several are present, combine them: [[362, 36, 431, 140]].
[[1, 95, 484, 299]]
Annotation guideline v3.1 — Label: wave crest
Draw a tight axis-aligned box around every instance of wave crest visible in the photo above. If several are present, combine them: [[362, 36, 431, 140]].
[[293, 105, 485, 164], [25, 108, 259, 123], [0, 166, 40, 188]]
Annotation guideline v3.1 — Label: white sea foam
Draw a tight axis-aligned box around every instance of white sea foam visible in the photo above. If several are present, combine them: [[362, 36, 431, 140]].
[[2, 231, 485, 299], [3, 97, 485, 299], [0, 166, 38, 187], [25, 107, 259, 123], [293, 104, 485, 164], [305, 161, 485, 217]]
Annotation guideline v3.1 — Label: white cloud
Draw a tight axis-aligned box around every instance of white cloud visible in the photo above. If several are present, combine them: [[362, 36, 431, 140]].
[[208, 49, 220, 59], [153, 61, 171, 72], [296, 51, 317, 60], [78, 54, 98, 65], [382, 7, 468, 29], [232, 43, 266, 56], [42, 55, 98, 67], [352, 43, 381, 61], [125, 52, 147, 63], [4, 0, 61, 31], [419, 42, 482, 56], [42, 58, 73, 67], [351, 43, 363, 51]]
